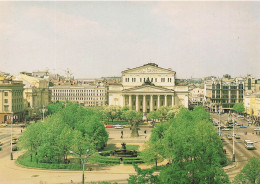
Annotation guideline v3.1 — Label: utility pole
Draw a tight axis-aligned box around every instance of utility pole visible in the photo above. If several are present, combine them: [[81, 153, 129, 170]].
[[232, 114, 235, 162]]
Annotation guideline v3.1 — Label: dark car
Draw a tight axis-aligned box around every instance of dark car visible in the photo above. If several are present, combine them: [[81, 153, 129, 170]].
[[12, 146, 18, 151]]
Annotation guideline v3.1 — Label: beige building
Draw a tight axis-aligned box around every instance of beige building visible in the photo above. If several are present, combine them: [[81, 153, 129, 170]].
[[50, 83, 107, 107], [204, 74, 258, 113], [0, 76, 24, 123], [189, 87, 204, 106], [108, 63, 189, 115], [14, 74, 51, 117]]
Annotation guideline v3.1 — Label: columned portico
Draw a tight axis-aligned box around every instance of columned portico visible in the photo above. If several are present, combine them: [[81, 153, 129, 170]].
[[109, 63, 189, 109], [129, 95, 132, 110], [150, 95, 153, 111], [123, 93, 175, 113], [136, 95, 139, 111], [143, 95, 146, 113]]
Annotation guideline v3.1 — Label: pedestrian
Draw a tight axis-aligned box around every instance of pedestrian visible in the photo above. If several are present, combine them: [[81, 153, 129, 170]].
[[245, 132, 247, 135], [21, 129, 22, 133], [121, 135, 123, 139], [121, 130, 123, 135], [144, 130, 147, 134]]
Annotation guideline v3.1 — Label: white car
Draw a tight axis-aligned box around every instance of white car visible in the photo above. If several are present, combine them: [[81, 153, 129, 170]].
[[254, 128, 260, 131], [113, 125, 123, 129]]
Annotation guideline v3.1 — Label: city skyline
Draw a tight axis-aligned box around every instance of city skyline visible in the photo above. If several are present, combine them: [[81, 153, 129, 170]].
[[1, 1, 259, 79]]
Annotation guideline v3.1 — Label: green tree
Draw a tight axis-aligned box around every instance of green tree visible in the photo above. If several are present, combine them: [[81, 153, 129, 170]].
[[233, 103, 245, 114], [141, 122, 168, 169], [147, 111, 160, 122], [128, 164, 159, 184], [20, 122, 44, 162], [122, 110, 142, 137], [20, 103, 108, 165], [233, 157, 260, 184], [160, 107, 228, 183], [104, 106, 122, 122]]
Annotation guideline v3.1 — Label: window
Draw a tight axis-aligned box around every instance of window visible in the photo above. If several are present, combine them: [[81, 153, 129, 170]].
[[4, 92, 8, 96], [161, 78, 165, 82], [4, 99, 8, 103], [155, 78, 157, 82], [248, 78, 251, 90], [168, 78, 172, 82], [4, 105, 9, 112]]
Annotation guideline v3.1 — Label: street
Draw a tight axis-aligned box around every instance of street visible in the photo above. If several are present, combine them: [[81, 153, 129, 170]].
[[211, 113, 260, 181]]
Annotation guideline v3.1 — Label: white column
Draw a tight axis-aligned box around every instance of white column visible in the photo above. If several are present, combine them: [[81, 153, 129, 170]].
[[129, 95, 132, 110], [172, 95, 174, 107], [157, 95, 160, 109], [164, 95, 167, 106], [136, 95, 139, 112], [150, 95, 153, 111], [143, 95, 146, 113], [123, 95, 126, 107]]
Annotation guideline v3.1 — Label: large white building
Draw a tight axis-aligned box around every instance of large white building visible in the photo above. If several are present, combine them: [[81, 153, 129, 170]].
[[108, 63, 189, 115]]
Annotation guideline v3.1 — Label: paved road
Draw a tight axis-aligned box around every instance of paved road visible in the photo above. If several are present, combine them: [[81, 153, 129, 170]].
[[0, 126, 151, 184], [211, 113, 260, 181]]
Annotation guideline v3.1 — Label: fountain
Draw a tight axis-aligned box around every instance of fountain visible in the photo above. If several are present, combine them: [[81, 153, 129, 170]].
[[110, 143, 137, 157]]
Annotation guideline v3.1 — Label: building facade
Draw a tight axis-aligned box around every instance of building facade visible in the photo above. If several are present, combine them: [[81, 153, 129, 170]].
[[204, 75, 258, 113], [108, 63, 189, 115], [15, 74, 51, 118], [0, 76, 24, 123], [50, 84, 107, 107]]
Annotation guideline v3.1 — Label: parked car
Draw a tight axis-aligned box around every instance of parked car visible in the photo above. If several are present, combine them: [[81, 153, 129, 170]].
[[105, 125, 113, 128], [254, 128, 260, 131], [0, 124, 7, 127], [113, 125, 124, 129], [12, 146, 18, 151], [227, 134, 232, 140], [10, 140, 17, 145], [235, 123, 241, 126], [235, 134, 241, 139], [248, 122, 253, 125], [222, 128, 231, 131], [123, 124, 131, 128], [240, 125, 248, 128]]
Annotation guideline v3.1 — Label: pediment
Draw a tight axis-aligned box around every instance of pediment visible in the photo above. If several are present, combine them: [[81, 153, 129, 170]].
[[123, 85, 174, 93], [123, 64, 175, 74]]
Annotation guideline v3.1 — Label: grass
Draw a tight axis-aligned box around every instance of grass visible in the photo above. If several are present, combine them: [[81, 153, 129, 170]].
[[126, 145, 139, 151]]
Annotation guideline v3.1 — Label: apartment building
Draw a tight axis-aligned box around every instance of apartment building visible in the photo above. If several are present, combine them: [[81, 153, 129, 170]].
[[50, 84, 107, 107], [0, 76, 24, 123]]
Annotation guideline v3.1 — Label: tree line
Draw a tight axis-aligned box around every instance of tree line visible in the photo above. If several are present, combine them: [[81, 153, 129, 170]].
[[20, 102, 108, 164]]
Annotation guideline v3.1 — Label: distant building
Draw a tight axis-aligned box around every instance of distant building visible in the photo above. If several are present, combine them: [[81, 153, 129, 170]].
[[108, 63, 189, 116], [204, 74, 257, 113], [50, 83, 107, 107], [0, 77, 24, 123], [14, 74, 51, 118], [189, 87, 204, 106]]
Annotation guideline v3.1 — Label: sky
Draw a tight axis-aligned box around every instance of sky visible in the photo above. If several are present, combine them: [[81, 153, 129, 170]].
[[0, 1, 259, 79]]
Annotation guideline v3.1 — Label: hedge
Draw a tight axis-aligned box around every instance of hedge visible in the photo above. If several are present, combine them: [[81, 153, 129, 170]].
[[16, 153, 82, 170]]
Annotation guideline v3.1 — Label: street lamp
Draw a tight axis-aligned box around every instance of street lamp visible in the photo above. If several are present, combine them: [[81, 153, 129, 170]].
[[7, 114, 18, 160], [218, 109, 221, 136], [69, 149, 90, 184], [232, 114, 235, 162]]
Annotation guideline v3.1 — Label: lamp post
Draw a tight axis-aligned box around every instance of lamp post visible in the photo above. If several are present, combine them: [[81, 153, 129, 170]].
[[218, 109, 221, 136], [7, 114, 18, 160], [69, 149, 90, 184], [232, 113, 235, 162]]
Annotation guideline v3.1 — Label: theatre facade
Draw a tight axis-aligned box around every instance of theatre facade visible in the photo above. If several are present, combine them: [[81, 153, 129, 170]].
[[108, 63, 189, 114]]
